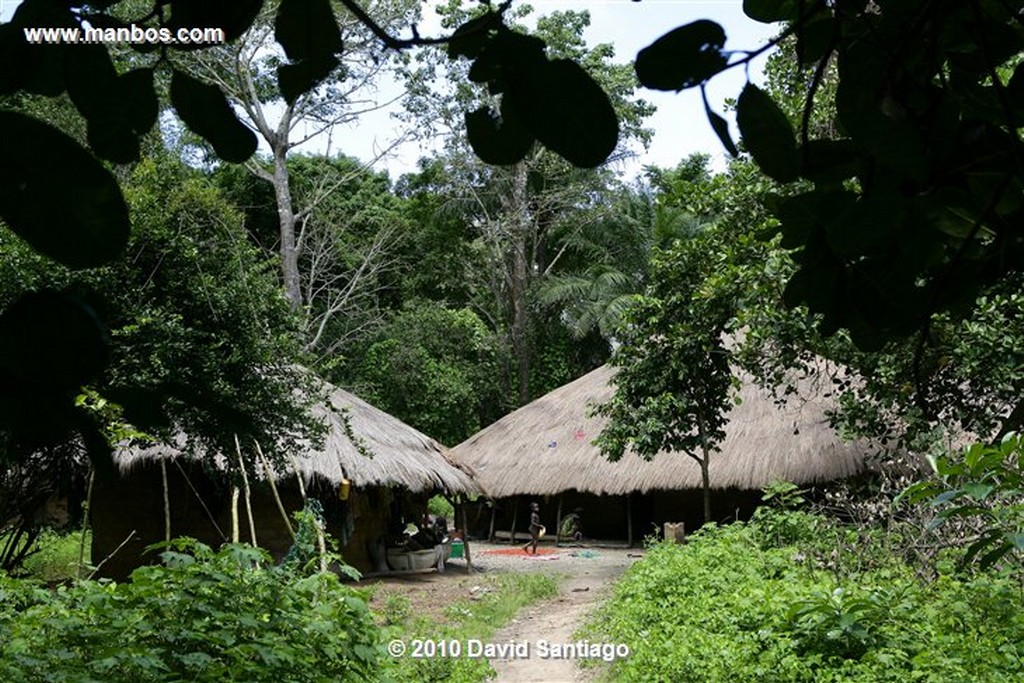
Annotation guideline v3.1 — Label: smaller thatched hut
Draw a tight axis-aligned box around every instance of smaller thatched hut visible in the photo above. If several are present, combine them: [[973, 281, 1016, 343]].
[[453, 365, 873, 543], [91, 384, 479, 579]]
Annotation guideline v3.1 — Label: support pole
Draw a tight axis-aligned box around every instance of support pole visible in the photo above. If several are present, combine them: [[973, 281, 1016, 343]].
[[488, 502, 496, 542], [235, 436, 257, 547], [77, 470, 94, 579], [509, 497, 518, 545], [257, 442, 295, 540], [231, 487, 240, 543], [160, 460, 171, 543], [461, 497, 473, 573], [626, 493, 634, 548], [555, 494, 563, 548]]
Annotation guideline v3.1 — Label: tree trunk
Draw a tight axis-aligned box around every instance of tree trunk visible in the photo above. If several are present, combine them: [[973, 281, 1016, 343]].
[[509, 161, 531, 405], [696, 409, 712, 525], [273, 146, 301, 309]]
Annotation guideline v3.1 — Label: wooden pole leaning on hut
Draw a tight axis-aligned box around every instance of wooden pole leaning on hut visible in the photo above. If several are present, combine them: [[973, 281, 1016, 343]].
[[234, 435, 257, 548], [77, 469, 94, 579], [231, 487, 240, 543], [255, 441, 295, 540], [160, 460, 171, 544]]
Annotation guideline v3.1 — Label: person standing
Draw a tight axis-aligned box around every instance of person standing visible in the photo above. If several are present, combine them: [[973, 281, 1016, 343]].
[[523, 501, 543, 555]]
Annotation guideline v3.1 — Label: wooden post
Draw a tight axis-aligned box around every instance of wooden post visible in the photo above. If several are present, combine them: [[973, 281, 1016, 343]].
[[231, 487, 240, 543], [235, 436, 257, 547], [555, 494, 563, 548], [257, 442, 295, 539], [626, 493, 633, 548], [461, 496, 473, 572], [77, 469, 94, 579], [160, 460, 171, 543], [509, 497, 518, 545], [488, 502, 496, 542]]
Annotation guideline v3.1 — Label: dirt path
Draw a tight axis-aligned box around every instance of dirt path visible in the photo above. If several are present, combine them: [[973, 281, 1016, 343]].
[[364, 542, 641, 682], [479, 544, 639, 683]]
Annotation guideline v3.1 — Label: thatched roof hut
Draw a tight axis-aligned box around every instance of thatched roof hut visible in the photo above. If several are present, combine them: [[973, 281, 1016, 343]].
[[92, 382, 478, 579], [116, 383, 479, 495], [454, 364, 868, 499]]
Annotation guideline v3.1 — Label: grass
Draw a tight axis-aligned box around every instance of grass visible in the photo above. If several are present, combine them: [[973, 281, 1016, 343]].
[[1, 528, 91, 582], [379, 572, 560, 683]]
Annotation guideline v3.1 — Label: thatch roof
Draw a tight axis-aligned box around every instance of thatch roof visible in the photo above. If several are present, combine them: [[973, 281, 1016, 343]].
[[452, 365, 871, 497], [117, 383, 480, 495]]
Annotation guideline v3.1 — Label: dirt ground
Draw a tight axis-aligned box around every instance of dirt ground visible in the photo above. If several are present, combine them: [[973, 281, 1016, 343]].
[[362, 540, 643, 682]]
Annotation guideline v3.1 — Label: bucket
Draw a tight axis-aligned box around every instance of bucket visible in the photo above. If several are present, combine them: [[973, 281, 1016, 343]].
[[449, 540, 464, 559]]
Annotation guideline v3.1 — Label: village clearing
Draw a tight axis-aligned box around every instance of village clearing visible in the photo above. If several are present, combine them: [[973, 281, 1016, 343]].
[[365, 541, 642, 682]]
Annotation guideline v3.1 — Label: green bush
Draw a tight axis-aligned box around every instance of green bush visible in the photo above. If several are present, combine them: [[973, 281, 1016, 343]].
[[585, 512, 1024, 682], [19, 529, 90, 583], [0, 540, 382, 682]]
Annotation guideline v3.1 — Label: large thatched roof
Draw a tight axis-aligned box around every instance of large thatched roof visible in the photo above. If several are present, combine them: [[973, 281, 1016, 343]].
[[452, 365, 871, 497], [117, 383, 480, 495]]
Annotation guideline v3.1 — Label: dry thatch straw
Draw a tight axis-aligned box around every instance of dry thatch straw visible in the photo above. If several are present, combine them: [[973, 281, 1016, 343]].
[[452, 365, 871, 498], [116, 382, 480, 496]]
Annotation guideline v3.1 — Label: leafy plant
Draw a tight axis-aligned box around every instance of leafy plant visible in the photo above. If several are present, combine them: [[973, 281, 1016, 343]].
[[0, 540, 382, 682], [900, 433, 1024, 571]]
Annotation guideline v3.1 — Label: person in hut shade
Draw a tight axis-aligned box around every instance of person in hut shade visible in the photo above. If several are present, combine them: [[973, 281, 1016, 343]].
[[523, 501, 543, 555]]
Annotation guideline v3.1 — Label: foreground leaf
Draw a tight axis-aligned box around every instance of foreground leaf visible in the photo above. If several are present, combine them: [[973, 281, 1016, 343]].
[[0, 111, 129, 267]]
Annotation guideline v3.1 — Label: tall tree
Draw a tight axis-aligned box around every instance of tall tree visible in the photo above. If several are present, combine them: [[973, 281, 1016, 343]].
[[404, 5, 654, 403], [184, 0, 417, 310]]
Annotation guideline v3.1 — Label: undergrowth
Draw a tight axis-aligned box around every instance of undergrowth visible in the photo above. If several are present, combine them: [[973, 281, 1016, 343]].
[[582, 510, 1024, 682]]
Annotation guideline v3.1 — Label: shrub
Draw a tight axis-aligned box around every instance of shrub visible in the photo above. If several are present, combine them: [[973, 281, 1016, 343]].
[[0, 540, 382, 682], [585, 514, 1024, 682]]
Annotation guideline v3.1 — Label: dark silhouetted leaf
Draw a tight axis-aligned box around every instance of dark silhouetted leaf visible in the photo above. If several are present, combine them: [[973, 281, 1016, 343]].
[[120, 68, 159, 134], [167, 0, 264, 44], [275, 0, 342, 62], [737, 83, 799, 182], [468, 29, 547, 85], [465, 106, 534, 166], [703, 92, 737, 157], [635, 20, 727, 91], [448, 12, 503, 59], [799, 139, 857, 184], [277, 54, 338, 105], [0, 111, 129, 267], [509, 59, 618, 168], [170, 70, 257, 163], [743, 0, 799, 22], [796, 15, 836, 66], [0, 291, 109, 390]]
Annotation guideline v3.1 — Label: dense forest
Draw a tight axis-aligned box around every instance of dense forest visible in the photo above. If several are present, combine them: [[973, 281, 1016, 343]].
[[1, 0, 1023, 681]]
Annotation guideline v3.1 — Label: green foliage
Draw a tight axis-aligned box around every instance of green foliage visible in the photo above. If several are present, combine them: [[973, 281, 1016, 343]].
[[0, 154, 320, 467], [18, 529, 90, 583], [586, 515, 1024, 682], [350, 303, 508, 445], [900, 434, 1024, 571], [0, 540, 382, 682], [639, 1, 1024, 348], [427, 495, 454, 521]]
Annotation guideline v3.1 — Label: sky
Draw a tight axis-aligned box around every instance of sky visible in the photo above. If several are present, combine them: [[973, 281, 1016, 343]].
[[334, 0, 783, 177], [1, 0, 782, 177]]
